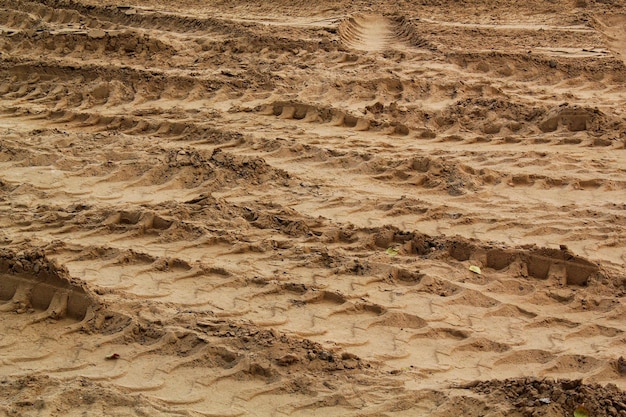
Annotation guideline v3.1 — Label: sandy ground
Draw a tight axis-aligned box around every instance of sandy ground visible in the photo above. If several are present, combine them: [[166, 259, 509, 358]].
[[1, 0, 626, 415]]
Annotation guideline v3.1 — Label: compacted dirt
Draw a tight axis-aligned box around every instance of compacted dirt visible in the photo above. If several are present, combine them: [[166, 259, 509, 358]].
[[1, 0, 625, 415]]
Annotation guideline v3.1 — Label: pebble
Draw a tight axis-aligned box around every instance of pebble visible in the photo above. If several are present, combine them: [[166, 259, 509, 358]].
[[88, 29, 106, 39]]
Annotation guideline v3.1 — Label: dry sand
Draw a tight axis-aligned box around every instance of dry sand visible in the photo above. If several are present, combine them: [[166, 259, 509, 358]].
[[1, 0, 626, 415]]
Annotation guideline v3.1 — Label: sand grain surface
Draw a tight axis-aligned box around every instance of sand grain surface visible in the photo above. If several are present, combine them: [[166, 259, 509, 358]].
[[1, 0, 626, 415]]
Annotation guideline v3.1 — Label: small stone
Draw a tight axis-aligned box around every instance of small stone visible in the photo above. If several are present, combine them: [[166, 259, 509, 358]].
[[318, 350, 333, 362], [88, 29, 106, 39]]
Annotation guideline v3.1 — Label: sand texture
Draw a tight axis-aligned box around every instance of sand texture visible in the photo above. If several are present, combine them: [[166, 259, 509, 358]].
[[1, 0, 626, 415]]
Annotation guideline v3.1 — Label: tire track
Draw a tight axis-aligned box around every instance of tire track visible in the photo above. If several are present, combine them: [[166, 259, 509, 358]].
[[1, 0, 626, 414]]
